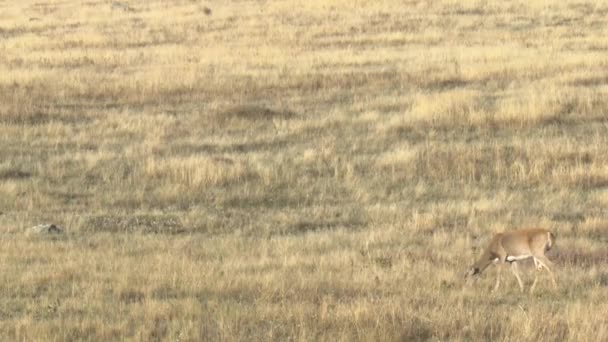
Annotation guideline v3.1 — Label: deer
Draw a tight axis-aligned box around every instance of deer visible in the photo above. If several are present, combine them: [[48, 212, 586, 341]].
[[464, 228, 557, 293]]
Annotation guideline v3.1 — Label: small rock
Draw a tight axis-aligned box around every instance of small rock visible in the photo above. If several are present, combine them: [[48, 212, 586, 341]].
[[31, 223, 64, 234]]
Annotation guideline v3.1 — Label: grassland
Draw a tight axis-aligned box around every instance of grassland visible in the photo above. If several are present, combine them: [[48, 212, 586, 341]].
[[1, 0, 608, 340]]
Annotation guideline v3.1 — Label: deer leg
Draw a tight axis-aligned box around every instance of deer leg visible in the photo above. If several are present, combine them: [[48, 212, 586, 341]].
[[493, 263, 502, 292], [534, 256, 557, 289], [537, 255, 554, 267], [530, 272, 539, 293], [510, 261, 525, 292], [530, 258, 540, 293]]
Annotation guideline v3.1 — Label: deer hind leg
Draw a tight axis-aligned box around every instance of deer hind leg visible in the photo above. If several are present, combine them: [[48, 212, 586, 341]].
[[533, 255, 557, 290], [510, 261, 525, 292]]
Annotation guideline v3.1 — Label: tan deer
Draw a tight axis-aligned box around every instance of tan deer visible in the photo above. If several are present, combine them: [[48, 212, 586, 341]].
[[464, 228, 557, 293]]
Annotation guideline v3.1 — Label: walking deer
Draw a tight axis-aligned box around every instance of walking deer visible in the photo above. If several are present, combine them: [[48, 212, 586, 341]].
[[464, 228, 557, 293]]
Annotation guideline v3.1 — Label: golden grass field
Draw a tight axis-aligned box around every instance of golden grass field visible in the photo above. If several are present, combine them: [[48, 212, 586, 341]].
[[1, 0, 608, 340]]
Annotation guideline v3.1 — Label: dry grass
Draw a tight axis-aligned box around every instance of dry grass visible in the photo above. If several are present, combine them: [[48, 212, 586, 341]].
[[1, 0, 608, 340]]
